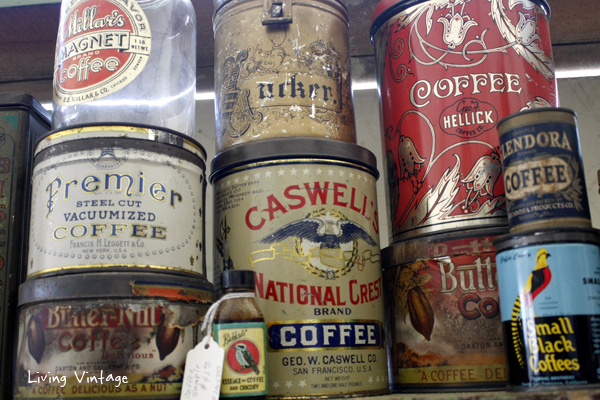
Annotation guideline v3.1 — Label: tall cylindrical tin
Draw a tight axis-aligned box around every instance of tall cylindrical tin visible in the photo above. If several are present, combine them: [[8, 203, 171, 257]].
[[27, 125, 207, 279], [371, 0, 558, 242], [497, 108, 591, 232], [13, 272, 214, 399], [0, 93, 51, 400], [494, 228, 600, 388], [213, 0, 356, 152], [382, 227, 508, 392], [210, 138, 388, 398]]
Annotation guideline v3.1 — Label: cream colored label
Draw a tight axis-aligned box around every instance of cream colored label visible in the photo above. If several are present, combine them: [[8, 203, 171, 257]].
[[213, 161, 388, 396], [14, 301, 206, 398], [28, 145, 205, 277], [504, 157, 572, 200]]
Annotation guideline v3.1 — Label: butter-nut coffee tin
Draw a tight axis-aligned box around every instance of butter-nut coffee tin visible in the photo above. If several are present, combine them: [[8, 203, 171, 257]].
[[213, 0, 356, 152], [13, 272, 214, 399], [370, 0, 558, 242], [497, 108, 591, 232], [210, 138, 388, 398], [494, 228, 600, 389], [27, 125, 207, 279], [0, 93, 51, 400], [382, 227, 508, 392]]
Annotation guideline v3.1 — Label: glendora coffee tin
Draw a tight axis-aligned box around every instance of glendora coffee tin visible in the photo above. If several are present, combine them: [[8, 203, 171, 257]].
[[497, 108, 591, 232], [370, 0, 558, 242], [382, 227, 508, 392], [13, 272, 214, 399], [210, 138, 388, 398], [495, 228, 600, 388], [213, 0, 356, 152], [27, 125, 207, 279]]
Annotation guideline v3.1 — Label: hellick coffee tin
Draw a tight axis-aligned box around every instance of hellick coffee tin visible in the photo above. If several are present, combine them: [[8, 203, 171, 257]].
[[494, 228, 600, 388], [210, 138, 388, 398], [382, 227, 508, 392], [371, 0, 558, 241], [497, 108, 591, 232], [13, 272, 214, 399], [213, 0, 356, 152], [27, 125, 207, 279]]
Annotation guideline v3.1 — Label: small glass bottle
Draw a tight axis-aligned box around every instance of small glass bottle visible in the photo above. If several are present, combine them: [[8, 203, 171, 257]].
[[213, 270, 267, 400]]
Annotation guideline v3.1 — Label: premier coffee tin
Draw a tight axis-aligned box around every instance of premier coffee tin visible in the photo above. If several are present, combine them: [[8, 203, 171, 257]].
[[494, 228, 600, 388], [27, 125, 207, 279], [213, 0, 356, 152], [370, 0, 558, 242], [13, 272, 214, 399], [497, 108, 591, 232], [382, 227, 508, 392], [210, 138, 388, 398], [0, 93, 51, 400]]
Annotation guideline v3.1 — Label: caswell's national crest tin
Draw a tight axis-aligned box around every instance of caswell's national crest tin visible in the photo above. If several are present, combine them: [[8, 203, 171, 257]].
[[494, 228, 600, 388], [370, 0, 558, 241], [497, 108, 591, 232], [27, 125, 207, 279], [382, 227, 508, 392], [210, 138, 388, 398]]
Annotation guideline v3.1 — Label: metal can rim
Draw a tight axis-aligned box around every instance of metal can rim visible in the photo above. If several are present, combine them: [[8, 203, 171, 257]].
[[213, 0, 348, 20], [497, 106, 577, 135], [370, 0, 551, 45], [210, 137, 379, 183], [18, 272, 215, 306], [493, 227, 600, 254], [35, 123, 207, 162]]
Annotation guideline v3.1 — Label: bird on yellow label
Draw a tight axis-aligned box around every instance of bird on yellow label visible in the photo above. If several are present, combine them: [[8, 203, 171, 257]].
[[510, 248, 552, 368]]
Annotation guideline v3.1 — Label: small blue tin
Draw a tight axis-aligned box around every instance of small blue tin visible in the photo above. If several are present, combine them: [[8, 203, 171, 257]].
[[497, 108, 591, 233]]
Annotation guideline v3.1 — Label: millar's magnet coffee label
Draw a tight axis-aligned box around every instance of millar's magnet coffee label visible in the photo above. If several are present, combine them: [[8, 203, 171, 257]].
[[496, 242, 600, 387], [28, 132, 205, 278], [372, 0, 558, 241], [213, 160, 388, 397], [54, 0, 151, 106]]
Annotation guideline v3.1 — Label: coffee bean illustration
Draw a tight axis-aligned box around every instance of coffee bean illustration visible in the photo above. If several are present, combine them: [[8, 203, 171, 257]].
[[156, 321, 180, 361], [27, 315, 45, 364], [407, 286, 434, 341]]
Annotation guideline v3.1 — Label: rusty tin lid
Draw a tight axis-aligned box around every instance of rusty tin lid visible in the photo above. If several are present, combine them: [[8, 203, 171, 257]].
[[493, 227, 600, 255], [210, 137, 379, 183], [370, 0, 551, 43], [19, 272, 215, 306]]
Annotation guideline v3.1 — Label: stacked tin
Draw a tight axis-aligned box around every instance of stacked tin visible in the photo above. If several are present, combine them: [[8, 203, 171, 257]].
[[494, 108, 600, 389], [12, 1, 215, 399], [370, 0, 559, 392], [210, 0, 389, 397]]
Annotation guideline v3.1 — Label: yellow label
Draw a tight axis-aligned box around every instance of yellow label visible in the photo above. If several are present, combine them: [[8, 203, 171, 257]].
[[398, 365, 507, 385], [214, 323, 268, 396]]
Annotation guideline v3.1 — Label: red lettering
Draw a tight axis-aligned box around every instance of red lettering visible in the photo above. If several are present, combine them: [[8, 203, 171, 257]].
[[265, 280, 278, 301], [304, 182, 329, 205], [333, 183, 348, 207], [263, 194, 288, 221], [58, 331, 72, 351], [349, 280, 359, 305], [284, 185, 306, 210], [245, 206, 265, 230]]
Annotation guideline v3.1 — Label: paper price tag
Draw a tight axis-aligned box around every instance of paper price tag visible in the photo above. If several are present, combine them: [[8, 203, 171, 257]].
[[180, 336, 224, 400]]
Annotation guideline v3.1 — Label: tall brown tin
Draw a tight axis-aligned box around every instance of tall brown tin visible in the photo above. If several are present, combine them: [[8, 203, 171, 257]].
[[213, 0, 356, 152], [0, 93, 51, 400]]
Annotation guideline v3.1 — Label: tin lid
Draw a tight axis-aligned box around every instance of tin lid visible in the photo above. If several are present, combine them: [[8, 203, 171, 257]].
[[370, 0, 551, 44], [493, 227, 600, 254], [35, 123, 207, 163], [210, 137, 379, 183], [221, 270, 255, 290], [213, 0, 347, 16], [382, 226, 507, 270], [497, 107, 577, 136], [0, 92, 51, 127], [19, 272, 215, 306]]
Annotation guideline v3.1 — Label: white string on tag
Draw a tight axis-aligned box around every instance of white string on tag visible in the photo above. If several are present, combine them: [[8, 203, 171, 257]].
[[200, 292, 255, 339]]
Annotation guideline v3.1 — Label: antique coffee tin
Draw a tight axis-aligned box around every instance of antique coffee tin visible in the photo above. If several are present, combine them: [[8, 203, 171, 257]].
[[13, 272, 214, 399], [497, 108, 591, 232], [370, 0, 558, 242], [0, 93, 51, 400], [210, 138, 388, 398], [382, 227, 508, 392], [27, 125, 207, 279], [494, 228, 600, 388], [213, 0, 356, 152]]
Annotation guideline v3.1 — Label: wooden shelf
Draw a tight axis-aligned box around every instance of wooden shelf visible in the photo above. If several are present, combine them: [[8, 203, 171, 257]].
[[348, 388, 600, 399]]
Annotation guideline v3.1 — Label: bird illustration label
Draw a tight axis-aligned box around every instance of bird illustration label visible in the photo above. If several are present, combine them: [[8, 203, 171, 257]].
[[496, 242, 600, 386], [214, 323, 268, 396]]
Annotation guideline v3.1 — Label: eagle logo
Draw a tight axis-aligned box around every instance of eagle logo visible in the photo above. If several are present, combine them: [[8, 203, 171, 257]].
[[259, 209, 377, 280]]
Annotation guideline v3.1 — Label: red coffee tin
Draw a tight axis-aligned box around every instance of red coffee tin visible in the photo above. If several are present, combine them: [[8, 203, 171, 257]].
[[371, 0, 558, 242]]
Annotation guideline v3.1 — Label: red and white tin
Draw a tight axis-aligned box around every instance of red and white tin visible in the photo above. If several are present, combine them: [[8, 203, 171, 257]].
[[371, 0, 558, 242]]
